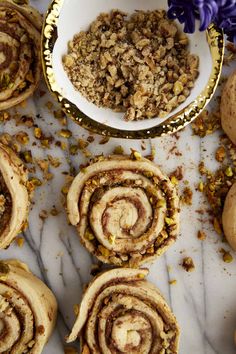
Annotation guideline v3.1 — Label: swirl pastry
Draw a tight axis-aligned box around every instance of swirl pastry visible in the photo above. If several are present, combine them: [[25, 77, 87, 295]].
[[66, 268, 180, 353], [0, 259, 57, 353], [67, 155, 179, 266], [0, 143, 29, 249], [0, 0, 42, 110]]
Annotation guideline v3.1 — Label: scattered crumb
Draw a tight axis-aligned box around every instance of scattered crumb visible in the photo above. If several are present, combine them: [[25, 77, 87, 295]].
[[197, 230, 206, 241], [180, 187, 193, 205], [181, 257, 195, 272], [58, 129, 72, 139], [16, 237, 24, 248], [215, 146, 226, 163], [50, 207, 59, 216], [169, 166, 184, 181], [99, 136, 110, 144], [220, 249, 234, 263], [191, 106, 221, 137], [169, 279, 177, 285], [39, 210, 48, 219]]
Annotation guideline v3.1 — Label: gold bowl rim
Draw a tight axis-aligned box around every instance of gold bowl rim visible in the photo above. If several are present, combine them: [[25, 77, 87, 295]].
[[42, 0, 225, 139]]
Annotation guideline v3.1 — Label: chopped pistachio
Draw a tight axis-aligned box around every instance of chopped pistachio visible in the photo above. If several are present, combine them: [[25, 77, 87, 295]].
[[156, 199, 165, 208], [108, 234, 116, 245], [220, 248, 234, 263], [47, 155, 61, 167], [137, 273, 145, 279], [41, 139, 50, 148], [198, 181, 204, 192], [58, 129, 72, 138], [225, 166, 233, 177], [0, 111, 10, 122], [170, 176, 178, 185], [45, 101, 54, 110], [131, 150, 142, 160], [69, 145, 79, 155], [15, 132, 29, 145], [98, 245, 110, 257], [29, 177, 42, 187], [73, 304, 80, 316], [169, 279, 177, 285], [85, 229, 94, 241], [78, 139, 89, 149], [16, 237, 24, 248], [83, 149, 92, 158], [34, 127, 42, 139], [143, 171, 154, 178], [208, 183, 215, 192], [174, 81, 184, 95], [165, 217, 174, 226], [61, 185, 69, 195], [222, 251, 233, 263], [113, 145, 124, 155], [53, 109, 65, 119], [36, 159, 49, 172], [22, 151, 33, 163]]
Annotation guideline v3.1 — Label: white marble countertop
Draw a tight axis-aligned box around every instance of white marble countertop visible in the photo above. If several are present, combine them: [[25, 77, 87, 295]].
[[1, 0, 236, 353]]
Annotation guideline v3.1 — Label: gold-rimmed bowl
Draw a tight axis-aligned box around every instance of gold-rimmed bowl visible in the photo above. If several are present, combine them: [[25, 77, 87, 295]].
[[42, 0, 224, 139]]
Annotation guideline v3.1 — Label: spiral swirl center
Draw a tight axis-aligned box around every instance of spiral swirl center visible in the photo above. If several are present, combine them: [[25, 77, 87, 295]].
[[111, 313, 151, 352], [91, 187, 153, 246]]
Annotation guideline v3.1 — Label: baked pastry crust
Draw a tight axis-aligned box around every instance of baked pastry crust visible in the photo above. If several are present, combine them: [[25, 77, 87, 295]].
[[67, 155, 179, 267], [222, 182, 236, 251], [0, 143, 29, 249], [0, 259, 57, 353], [66, 268, 180, 354], [0, 0, 42, 109], [220, 70, 236, 145]]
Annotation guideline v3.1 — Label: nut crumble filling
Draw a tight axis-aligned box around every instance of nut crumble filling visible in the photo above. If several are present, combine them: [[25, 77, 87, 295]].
[[63, 10, 199, 121]]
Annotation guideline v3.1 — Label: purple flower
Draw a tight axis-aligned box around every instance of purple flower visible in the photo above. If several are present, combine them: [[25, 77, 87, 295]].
[[167, 0, 196, 32], [167, 0, 236, 43]]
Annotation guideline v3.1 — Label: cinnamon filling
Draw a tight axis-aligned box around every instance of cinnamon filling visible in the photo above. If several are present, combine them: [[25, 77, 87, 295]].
[[0, 173, 12, 235]]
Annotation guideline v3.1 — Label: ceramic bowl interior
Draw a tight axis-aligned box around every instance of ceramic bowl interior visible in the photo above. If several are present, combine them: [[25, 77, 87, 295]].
[[42, 0, 224, 138]]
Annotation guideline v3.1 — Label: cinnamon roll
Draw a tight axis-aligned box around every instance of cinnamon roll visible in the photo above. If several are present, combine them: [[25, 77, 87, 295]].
[[0, 0, 41, 110], [66, 268, 180, 354], [0, 259, 57, 353], [67, 155, 179, 267], [0, 143, 29, 249]]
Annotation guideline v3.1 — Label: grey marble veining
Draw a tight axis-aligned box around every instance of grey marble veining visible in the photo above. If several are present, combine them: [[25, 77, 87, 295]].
[[0, 1, 236, 353]]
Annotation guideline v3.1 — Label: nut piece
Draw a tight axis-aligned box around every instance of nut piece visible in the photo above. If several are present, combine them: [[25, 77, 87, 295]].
[[222, 182, 236, 251], [221, 70, 236, 145]]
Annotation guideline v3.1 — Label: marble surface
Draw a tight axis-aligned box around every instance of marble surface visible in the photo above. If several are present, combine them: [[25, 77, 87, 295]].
[[1, 0, 236, 353]]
